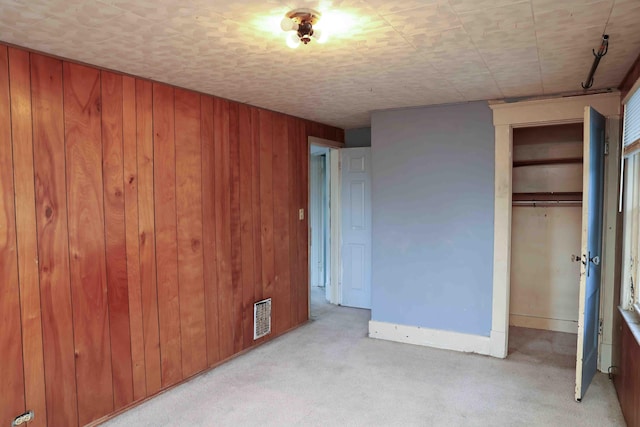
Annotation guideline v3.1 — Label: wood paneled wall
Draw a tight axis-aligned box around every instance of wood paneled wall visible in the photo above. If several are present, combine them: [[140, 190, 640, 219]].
[[620, 52, 640, 99], [615, 319, 640, 426], [0, 43, 343, 427]]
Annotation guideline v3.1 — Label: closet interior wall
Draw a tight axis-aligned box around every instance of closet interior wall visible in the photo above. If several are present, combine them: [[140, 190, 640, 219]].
[[510, 123, 584, 334]]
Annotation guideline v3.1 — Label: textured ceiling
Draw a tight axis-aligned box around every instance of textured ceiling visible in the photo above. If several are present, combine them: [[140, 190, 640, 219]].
[[1, 0, 639, 129]]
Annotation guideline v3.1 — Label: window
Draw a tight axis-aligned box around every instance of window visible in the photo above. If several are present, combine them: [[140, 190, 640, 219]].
[[621, 85, 640, 310]]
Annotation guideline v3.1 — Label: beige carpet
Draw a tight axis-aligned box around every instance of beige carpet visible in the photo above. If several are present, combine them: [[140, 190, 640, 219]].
[[102, 289, 624, 426]]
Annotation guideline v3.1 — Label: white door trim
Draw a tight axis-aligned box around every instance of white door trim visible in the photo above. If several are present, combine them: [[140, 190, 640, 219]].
[[309, 135, 344, 149], [329, 149, 342, 305], [308, 138, 343, 308], [488, 92, 621, 359], [309, 153, 324, 287]]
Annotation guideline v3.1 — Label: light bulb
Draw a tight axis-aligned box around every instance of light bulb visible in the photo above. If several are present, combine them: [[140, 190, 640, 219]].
[[286, 32, 301, 49], [313, 28, 328, 44], [280, 17, 298, 32]]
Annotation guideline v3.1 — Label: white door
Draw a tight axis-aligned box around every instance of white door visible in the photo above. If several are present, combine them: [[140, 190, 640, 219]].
[[575, 106, 606, 401], [341, 147, 372, 309]]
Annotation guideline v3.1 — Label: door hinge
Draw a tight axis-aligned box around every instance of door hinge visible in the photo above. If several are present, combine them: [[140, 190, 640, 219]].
[[598, 318, 603, 336], [604, 138, 609, 155]]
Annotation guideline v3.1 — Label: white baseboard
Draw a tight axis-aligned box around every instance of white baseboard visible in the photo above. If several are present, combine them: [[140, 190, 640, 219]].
[[369, 320, 499, 357], [488, 329, 507, 358], [509, 314, 577, 334], [599, 342, 612, 374]]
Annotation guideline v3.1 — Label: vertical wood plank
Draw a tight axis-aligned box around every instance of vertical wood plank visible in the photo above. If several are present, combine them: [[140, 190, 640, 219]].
[[101, 70, 134, 409], [201, 95, 220, 366], [288, 117, 300, 327], [214, 97, 234, 359], [238, 104, 255, 349], [174, 88, 207, 376], [135, 79, 162, 394], [229, 102, 244, 352], [63, 62, 114, 426], [308, 121, 320, 140], [8, 47, 48, 427], [328, 126, 339, 142], [272, 113, 291, 335], [298, 120, 309, 323], [122, 75, 146, 400], [259, 110, 275, 306], [620, 52, 640, 99], [251, 107, 263, 305], [31, 52, 79, 427], [0, 44, 27, 427], [152, 83, 182, 386]]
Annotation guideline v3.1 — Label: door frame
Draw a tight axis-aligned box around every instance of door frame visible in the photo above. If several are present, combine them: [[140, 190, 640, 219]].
[[487, 92, 621, 360], [308, 136, 344, 310], [309, 151, 327, 288]]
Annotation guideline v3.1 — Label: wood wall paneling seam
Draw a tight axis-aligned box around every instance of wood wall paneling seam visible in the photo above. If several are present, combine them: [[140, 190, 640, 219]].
[[229, 102, 244, 353]]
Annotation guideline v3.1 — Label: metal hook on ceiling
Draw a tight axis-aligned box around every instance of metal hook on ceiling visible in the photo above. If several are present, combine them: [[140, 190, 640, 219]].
[[581, 34, 609, 90]]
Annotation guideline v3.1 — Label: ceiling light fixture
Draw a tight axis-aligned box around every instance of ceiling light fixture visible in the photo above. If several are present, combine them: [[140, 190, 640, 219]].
[[280, 8, 326, 48]]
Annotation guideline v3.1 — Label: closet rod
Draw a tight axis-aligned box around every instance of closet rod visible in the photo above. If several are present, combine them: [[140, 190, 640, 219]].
[[512, 200, 582, 207]]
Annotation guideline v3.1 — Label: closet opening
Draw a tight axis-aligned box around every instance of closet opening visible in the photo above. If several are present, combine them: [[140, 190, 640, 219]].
[[508, 123, 584, 367]]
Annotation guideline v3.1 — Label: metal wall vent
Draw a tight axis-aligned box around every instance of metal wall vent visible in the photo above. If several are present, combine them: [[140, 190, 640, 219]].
[[253, 298, 272, 340]]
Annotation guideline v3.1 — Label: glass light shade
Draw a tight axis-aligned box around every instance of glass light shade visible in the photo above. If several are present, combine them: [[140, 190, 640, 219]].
[[280, 17, 298, 32], [286, 32, 301, 49], [313, 28, 328, 44]]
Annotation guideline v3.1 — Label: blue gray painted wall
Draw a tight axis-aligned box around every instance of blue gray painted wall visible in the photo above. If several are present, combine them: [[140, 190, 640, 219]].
[[345, 127, 371, 147], [370, 102, 494, 336]]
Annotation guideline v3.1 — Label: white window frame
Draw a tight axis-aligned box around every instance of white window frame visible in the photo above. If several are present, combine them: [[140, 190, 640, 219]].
[[621, 84, 640, 312]]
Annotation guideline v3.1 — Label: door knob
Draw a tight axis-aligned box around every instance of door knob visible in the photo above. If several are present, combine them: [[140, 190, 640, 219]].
[[583, 252, 600, 277]]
